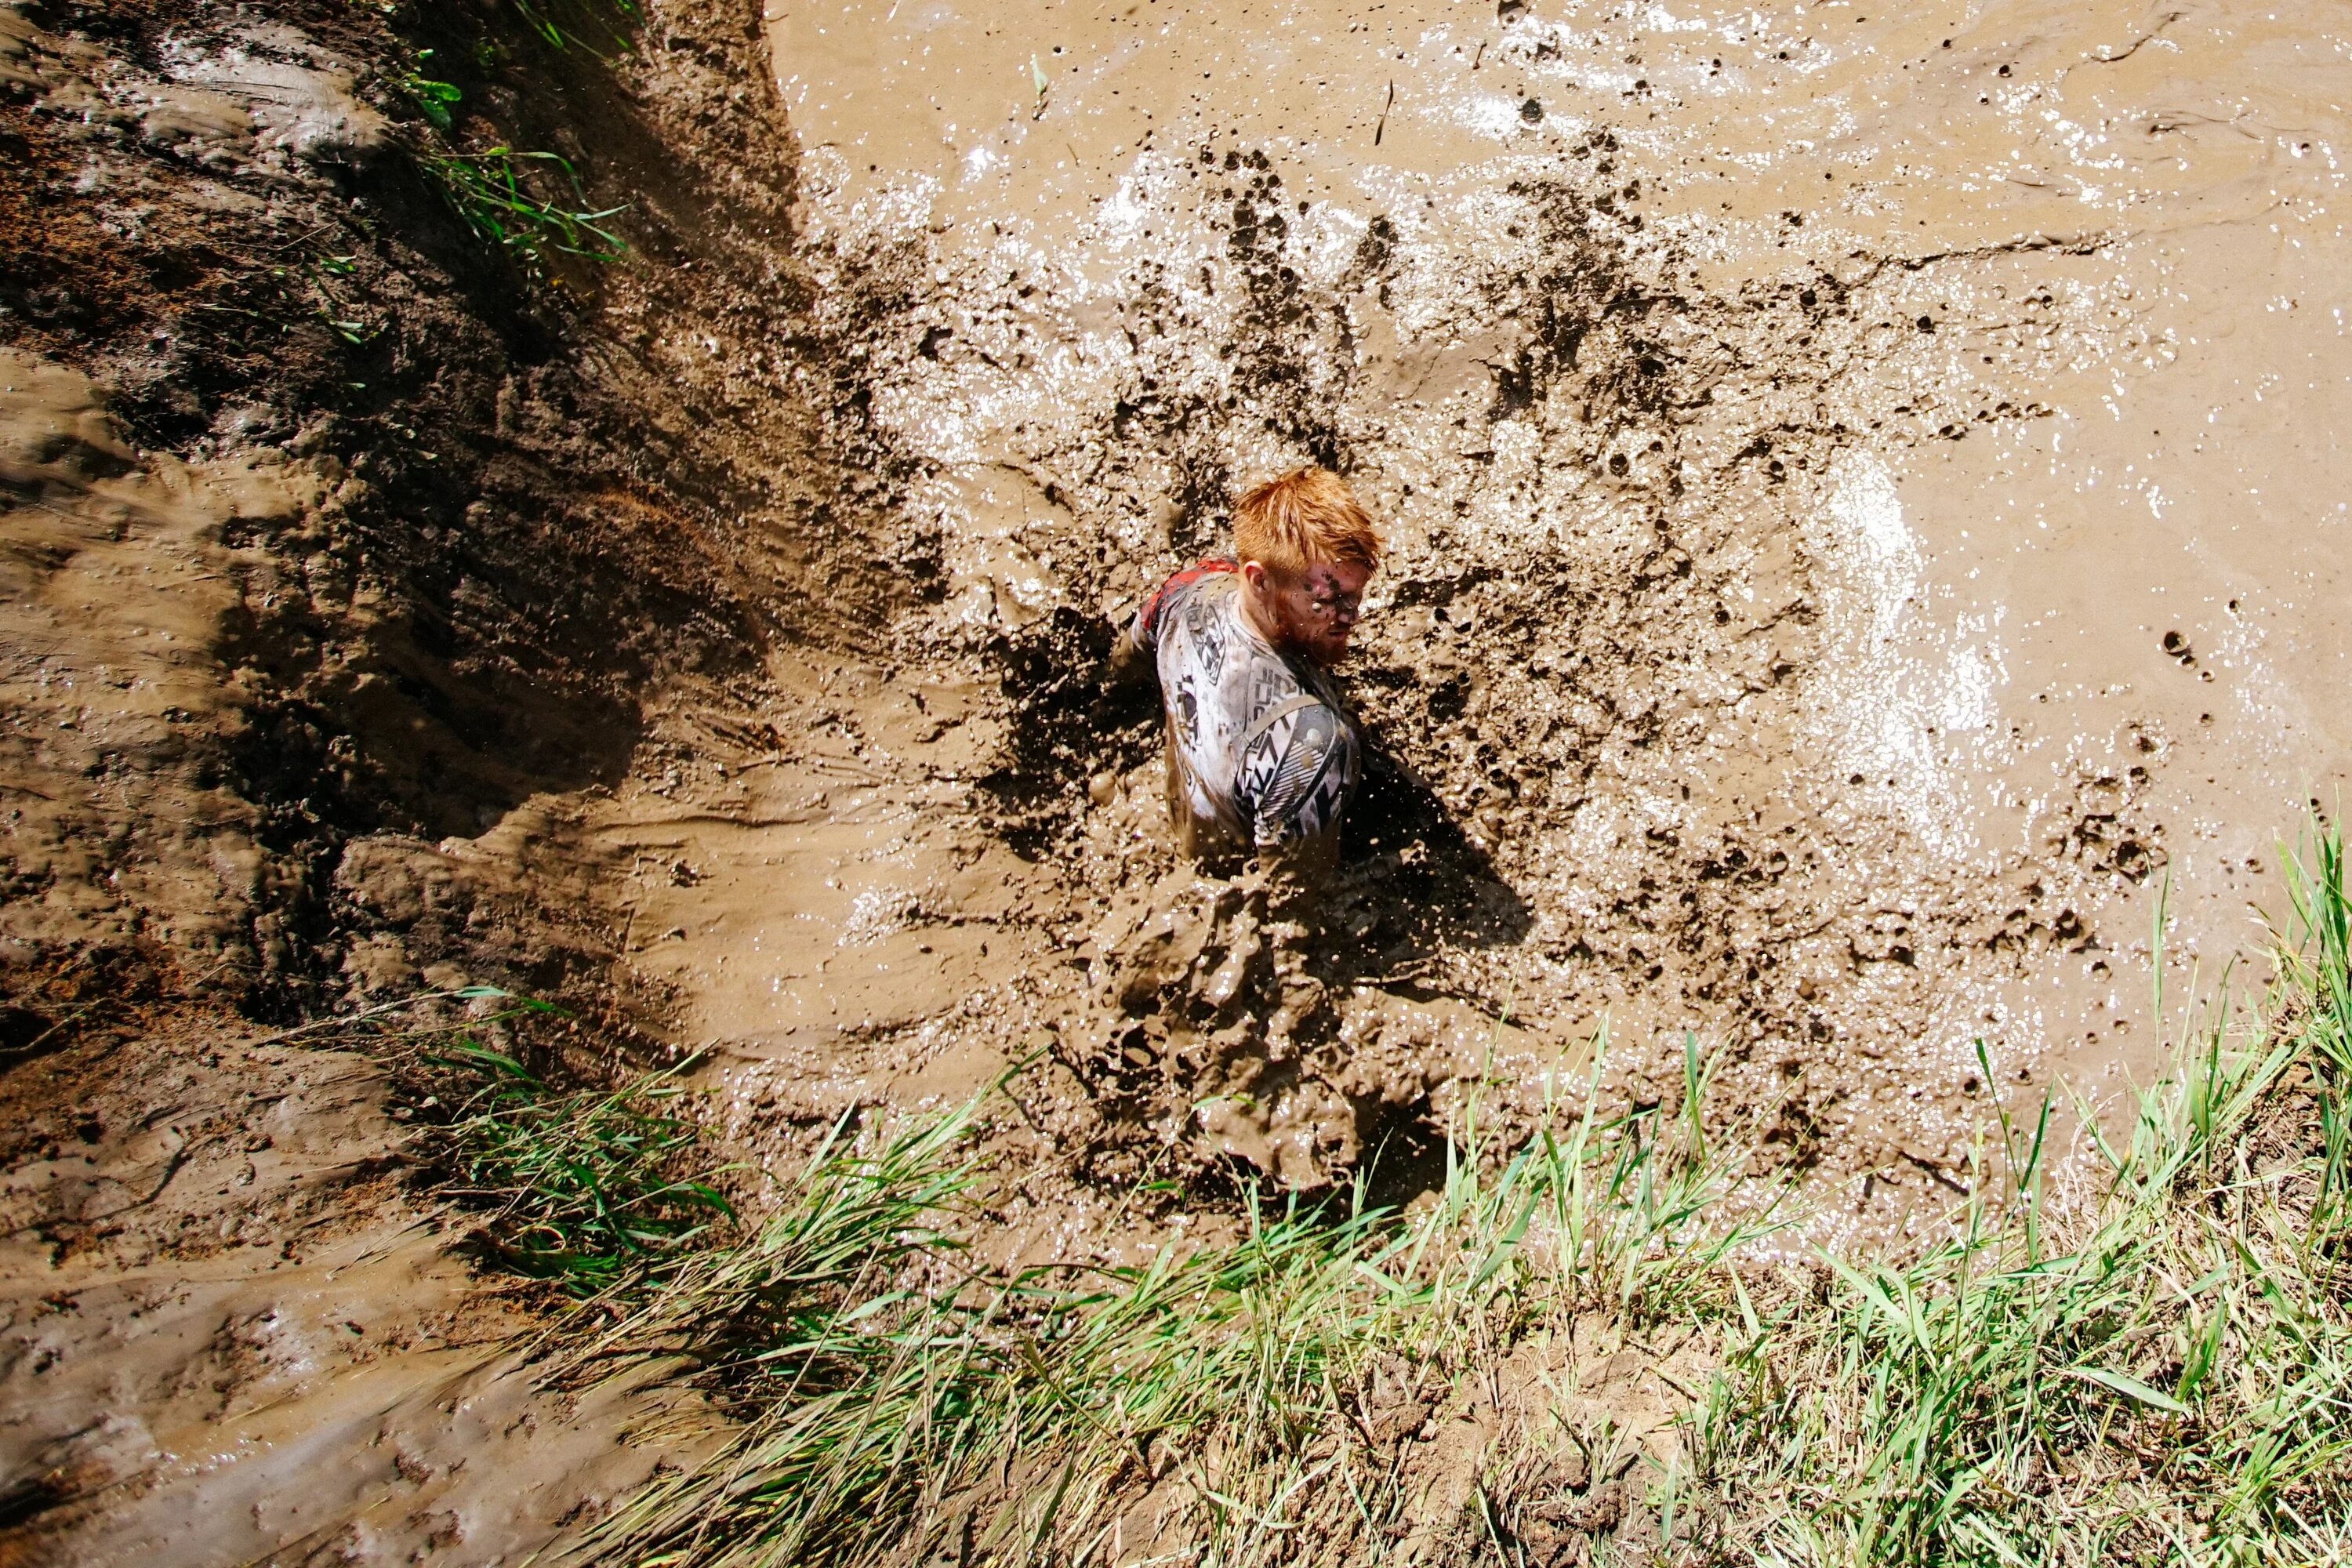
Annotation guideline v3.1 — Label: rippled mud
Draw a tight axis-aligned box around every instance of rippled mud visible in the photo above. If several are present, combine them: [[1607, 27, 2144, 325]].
[[589, 0, 2352, 1239]]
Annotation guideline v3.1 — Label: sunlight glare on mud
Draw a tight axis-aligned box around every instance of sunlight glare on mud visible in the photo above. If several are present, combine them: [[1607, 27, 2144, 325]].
[[720, 0, 2352, 1234]]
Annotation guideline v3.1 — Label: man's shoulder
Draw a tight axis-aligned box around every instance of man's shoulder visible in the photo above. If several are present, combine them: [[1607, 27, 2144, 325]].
[[1137, 558, 1240, 648], [1240, 657, 1350, 743]]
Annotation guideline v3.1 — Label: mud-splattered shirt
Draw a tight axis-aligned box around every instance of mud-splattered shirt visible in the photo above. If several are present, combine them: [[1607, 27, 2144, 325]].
[[1132, 561, 1359, 850]]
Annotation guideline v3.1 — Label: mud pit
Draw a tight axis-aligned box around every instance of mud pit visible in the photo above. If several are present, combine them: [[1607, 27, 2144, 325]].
[[5, 0, 2352, 1555], [617, 0, 2352, 1233]]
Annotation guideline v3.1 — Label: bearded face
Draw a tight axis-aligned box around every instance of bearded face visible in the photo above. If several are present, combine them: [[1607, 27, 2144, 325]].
[[1251, 558, 1370, 667]]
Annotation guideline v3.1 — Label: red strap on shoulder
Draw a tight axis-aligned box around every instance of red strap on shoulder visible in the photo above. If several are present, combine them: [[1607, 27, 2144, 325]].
[[1136, 557, 1236, 648]]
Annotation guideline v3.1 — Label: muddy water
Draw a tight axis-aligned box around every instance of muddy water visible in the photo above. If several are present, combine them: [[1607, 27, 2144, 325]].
[[695, 0, 2352, 1230]]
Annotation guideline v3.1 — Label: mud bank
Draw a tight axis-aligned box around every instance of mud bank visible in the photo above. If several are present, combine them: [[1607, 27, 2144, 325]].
[[0, 0, 851, 1554], [0, 1007, 699, 1564], [4, 0, 2352, 1559]]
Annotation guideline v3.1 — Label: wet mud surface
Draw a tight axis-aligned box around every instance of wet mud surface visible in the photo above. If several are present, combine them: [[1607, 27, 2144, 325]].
[[5, 0, 2352, 1557], [666, 0, 2352, 1240], [0, 1010, 692, 1567]]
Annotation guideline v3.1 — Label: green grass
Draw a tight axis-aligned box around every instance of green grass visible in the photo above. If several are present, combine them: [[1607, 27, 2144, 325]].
[[416, 145, 626, 267], [426, 823, 2352, 1565], [509, 0, 641, 56], [1684, 830, 2352, 1566], [394, 54, 463, 130], [389, 31, 631, 271], [539, 1033, 1766, 1565], [430, 1040, 735, 1296], [273, 989, 730, 1296], [1693, 1036, 2352, 1563]]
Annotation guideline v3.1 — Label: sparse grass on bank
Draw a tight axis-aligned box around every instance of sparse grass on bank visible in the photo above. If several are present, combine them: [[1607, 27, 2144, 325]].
[[391, 5, 633, 271], [415, 145, 627, 267], [507, 0, 642, 56], [430, 1039, 734, 1295], [274, 990, 728, 1297], [416, 826, 2352, 1566], [1695, 949, 2352, 1563], [550, 1051, 1761, 1567]]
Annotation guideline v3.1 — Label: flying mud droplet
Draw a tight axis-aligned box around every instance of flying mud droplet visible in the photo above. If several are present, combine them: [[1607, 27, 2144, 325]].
[[1519, 96, 1543, 123]]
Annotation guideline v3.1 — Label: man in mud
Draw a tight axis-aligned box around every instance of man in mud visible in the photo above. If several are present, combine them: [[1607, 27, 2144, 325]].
[[1116, 465, 1380, 878]]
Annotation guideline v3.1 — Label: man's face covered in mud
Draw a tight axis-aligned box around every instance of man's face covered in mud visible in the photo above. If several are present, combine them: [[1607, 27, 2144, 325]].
[[1243, 557, 1373, 667]]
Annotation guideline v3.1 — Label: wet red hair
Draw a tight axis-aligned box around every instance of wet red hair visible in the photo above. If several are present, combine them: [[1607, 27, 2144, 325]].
[[1232, 466, 1382, 578]]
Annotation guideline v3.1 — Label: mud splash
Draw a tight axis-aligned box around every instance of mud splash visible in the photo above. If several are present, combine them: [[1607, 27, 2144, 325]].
[[637, 0, 2352, 1235]]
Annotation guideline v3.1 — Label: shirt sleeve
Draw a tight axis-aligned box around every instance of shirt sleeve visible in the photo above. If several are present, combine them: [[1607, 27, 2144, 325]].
[[1237, 701, 1358, 848], [1133, 559, 1237, 656]]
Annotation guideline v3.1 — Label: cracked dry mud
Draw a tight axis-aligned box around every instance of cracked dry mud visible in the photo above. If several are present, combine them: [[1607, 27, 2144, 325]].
[[4, 0, 2352, 1559]]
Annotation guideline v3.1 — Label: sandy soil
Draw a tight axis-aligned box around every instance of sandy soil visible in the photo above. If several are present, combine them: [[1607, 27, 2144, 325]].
[[3, 0, 2351, 1558]]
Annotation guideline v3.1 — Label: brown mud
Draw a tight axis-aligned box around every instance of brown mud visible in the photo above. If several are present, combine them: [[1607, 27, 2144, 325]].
[[0, 1005, 700, 1566], [713, 0, 2352, 1232], [2, 0, 2350, 1558]]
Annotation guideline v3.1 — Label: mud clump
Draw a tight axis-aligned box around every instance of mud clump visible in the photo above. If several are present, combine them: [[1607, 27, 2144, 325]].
[[1075, 866, 1515, 1189]]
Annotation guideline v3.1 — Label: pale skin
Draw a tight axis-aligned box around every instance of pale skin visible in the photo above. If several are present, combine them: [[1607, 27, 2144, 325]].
[[1237, 557, 1374, 669]]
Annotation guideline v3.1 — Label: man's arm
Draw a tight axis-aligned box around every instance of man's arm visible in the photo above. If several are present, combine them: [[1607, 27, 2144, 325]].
[[1242, 702, 1356, 889], [1104, 616, 1155, 688]]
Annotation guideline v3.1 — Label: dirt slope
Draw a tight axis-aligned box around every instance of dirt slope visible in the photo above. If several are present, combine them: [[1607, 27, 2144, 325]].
[[0, 0, 871, 1026], [0, 0, 848, 1555]]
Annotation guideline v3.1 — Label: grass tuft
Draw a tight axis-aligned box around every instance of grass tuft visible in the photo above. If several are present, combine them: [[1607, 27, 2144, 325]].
[[394, 51, 463, 130], [416, 146, 627, 268], [387, 28, 631, 272], [510, 0, 642, 56], [430, 1041, 735, 1297], [272, 987, 730, 1298], [1692, 822, 2352, 1565]]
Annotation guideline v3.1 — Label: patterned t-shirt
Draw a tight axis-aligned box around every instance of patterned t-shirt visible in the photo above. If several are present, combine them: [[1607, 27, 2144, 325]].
[[1132, 561, 1359, 850]]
